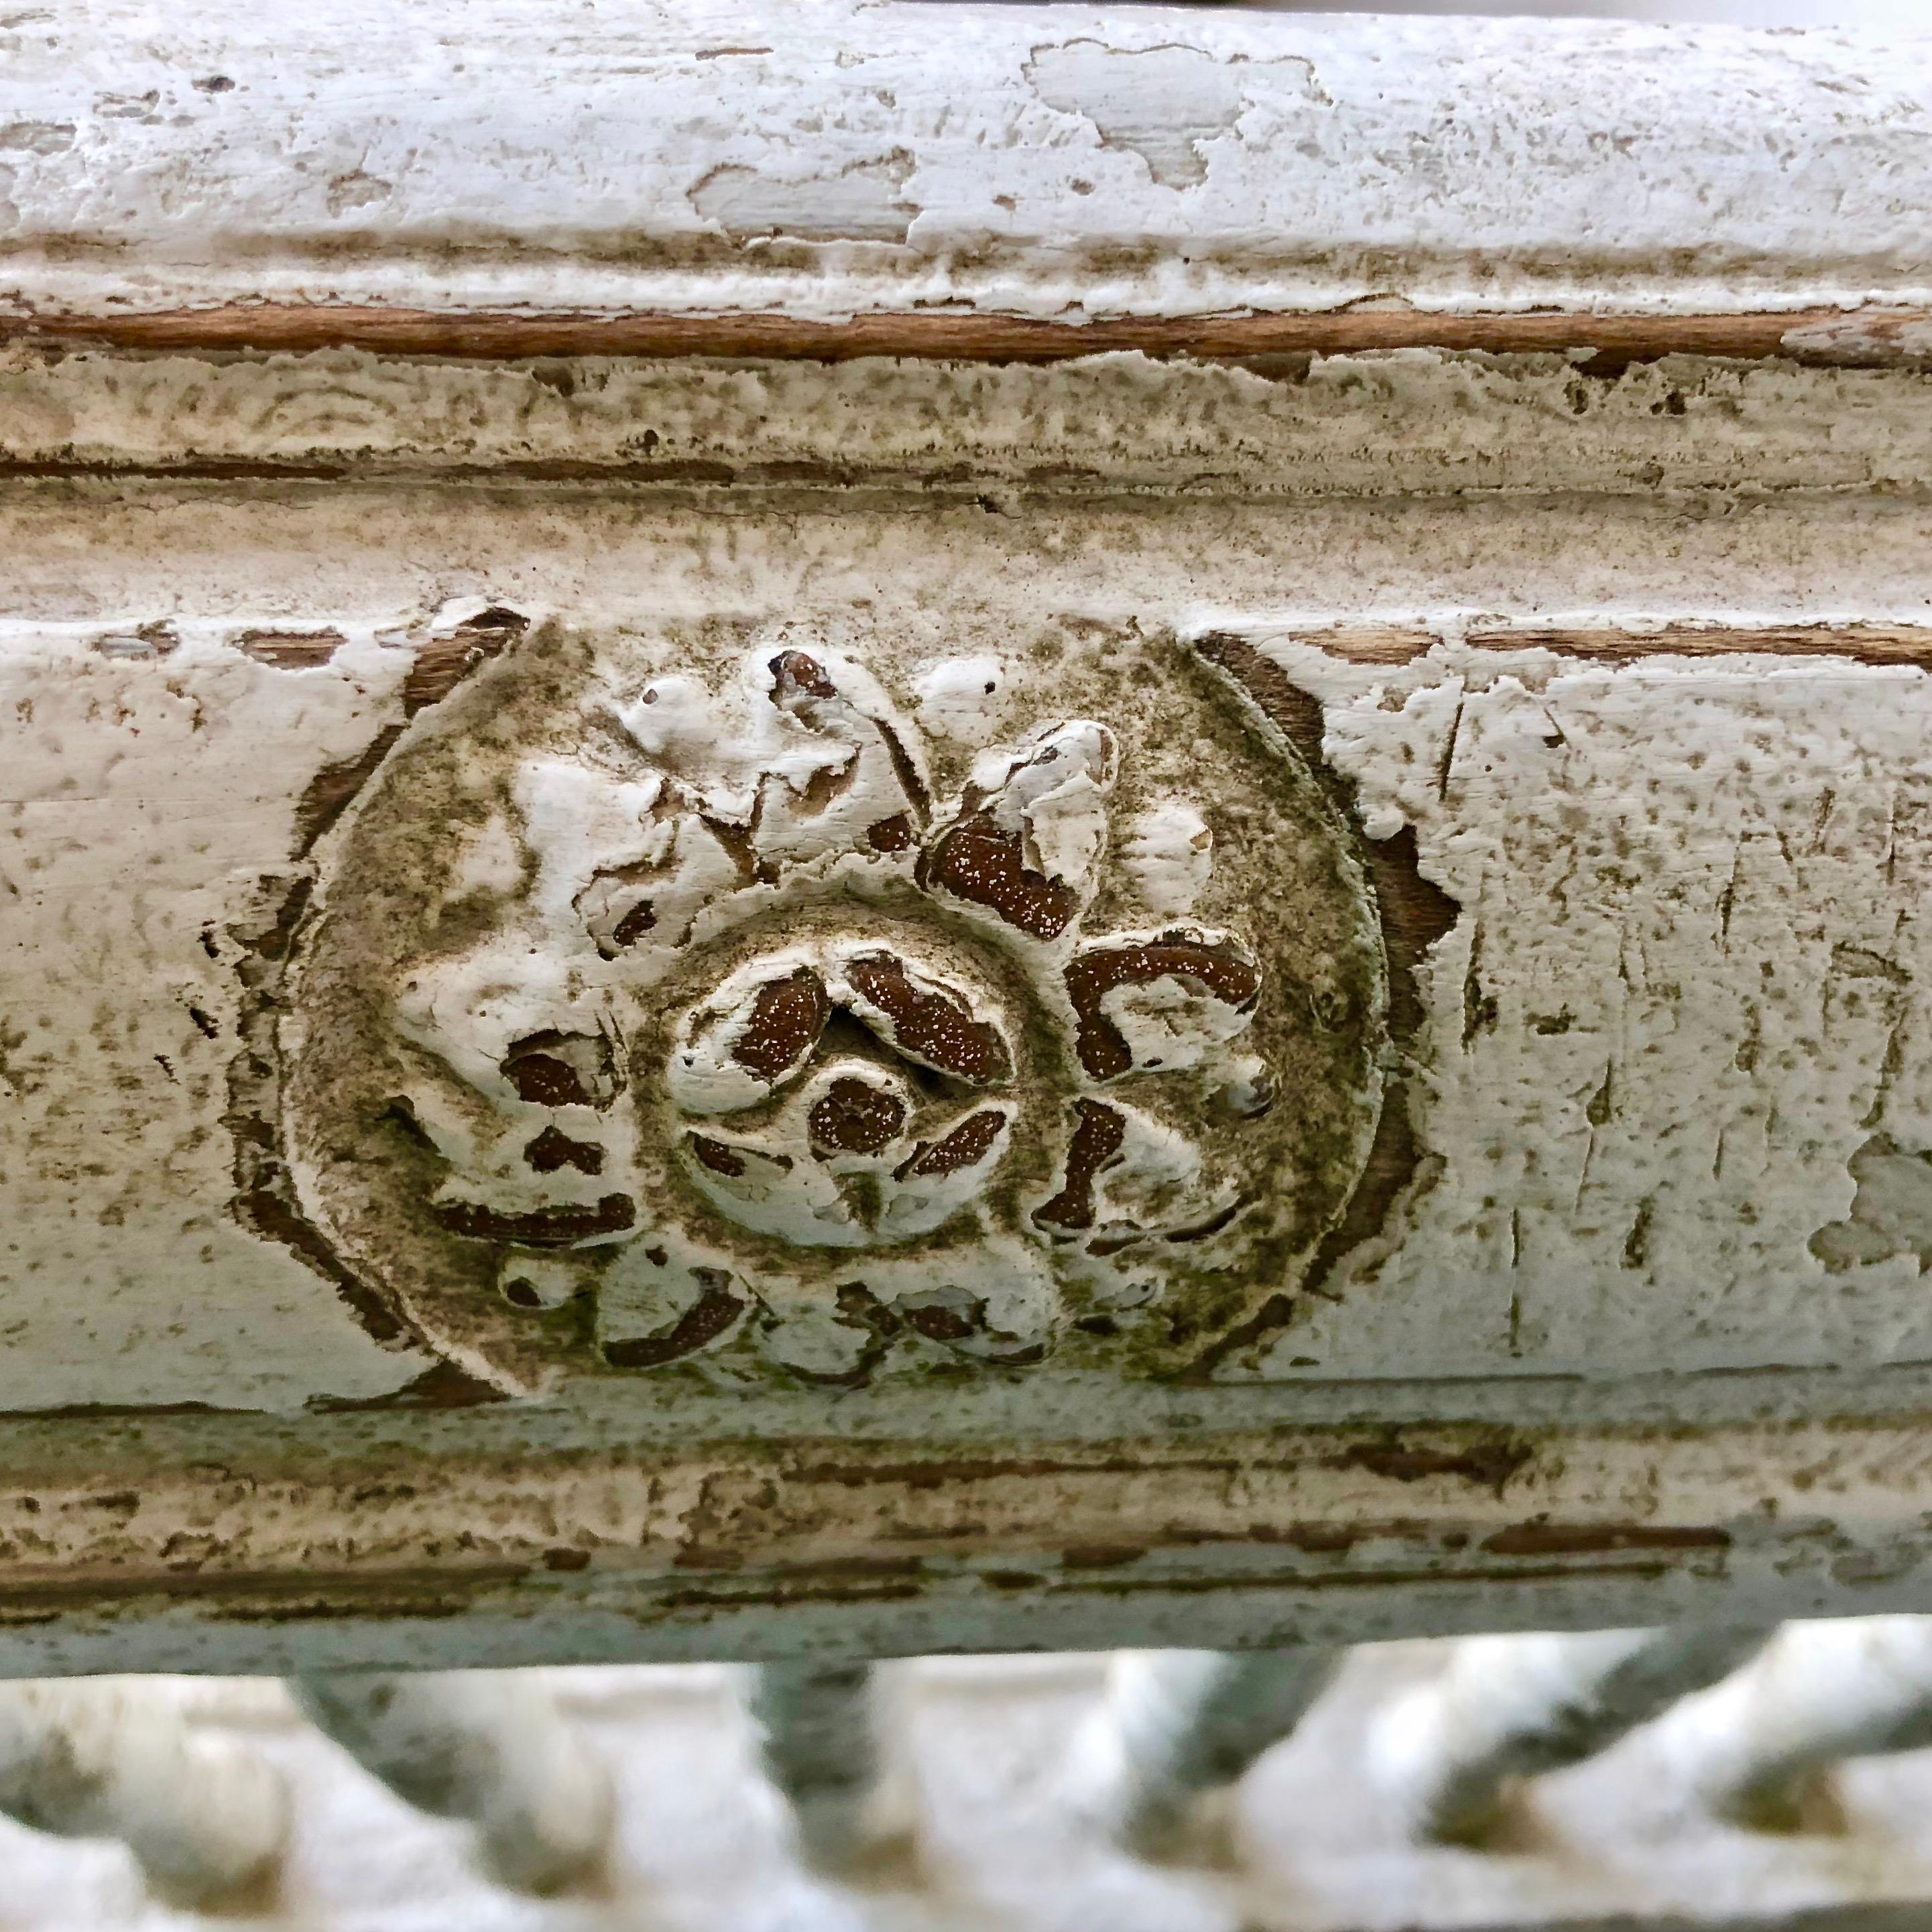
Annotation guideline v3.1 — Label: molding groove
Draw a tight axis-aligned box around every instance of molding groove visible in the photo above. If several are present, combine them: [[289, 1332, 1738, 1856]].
[[8, 305, 1932, 369]]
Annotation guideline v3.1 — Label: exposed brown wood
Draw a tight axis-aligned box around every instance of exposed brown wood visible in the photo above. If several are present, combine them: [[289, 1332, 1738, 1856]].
[[1462, 624, 1932, 668], [1256, 625, 1439, 666], [1276, 624, 1932, 670], [4, 304, 1927, 367]]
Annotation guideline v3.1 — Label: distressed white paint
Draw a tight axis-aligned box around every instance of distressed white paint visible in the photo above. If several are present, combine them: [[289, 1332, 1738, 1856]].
[[22, 1642, 1932, 1929], [0, 1678, 286, 1905], [3, 0, 1932, 1661], [0, 620, 433, 1408], [913, 657, 1006, 741], [0, 5, 1930, 324], [1122, 804, 1214, 920], [285, 616, 1331, 1394], [290, 1671, 612, 1894], [0, 346, 1927, 495]]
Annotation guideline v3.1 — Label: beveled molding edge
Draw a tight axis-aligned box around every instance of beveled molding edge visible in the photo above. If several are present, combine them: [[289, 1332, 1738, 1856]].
[[0, 345, 1927, 496], [12, 2, 1932, 338], [0, 1409, 1919, 1673]]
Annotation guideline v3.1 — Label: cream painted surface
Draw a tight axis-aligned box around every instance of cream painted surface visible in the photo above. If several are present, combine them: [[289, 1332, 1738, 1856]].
[[0, 346, 1924, 495], [1246, 633, 1932, 1377], [3, 0, 1932, 1669], [0, 623, 432, 1409]]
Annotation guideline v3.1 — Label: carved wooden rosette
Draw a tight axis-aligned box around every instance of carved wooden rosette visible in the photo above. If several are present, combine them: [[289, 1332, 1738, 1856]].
[[276, 622, 1386, 1392]]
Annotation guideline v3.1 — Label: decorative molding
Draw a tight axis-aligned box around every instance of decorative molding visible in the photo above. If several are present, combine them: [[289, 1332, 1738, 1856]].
[[0, 347, 1926, 497], [6, 5, 1932, 335], [7, 1, 1932, 1665], [11, 305, 1932, 367], [0, 1402, 1922, 1676]]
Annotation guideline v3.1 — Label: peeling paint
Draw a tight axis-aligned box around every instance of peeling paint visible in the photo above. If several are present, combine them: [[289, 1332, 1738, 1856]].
[[5, 326, 1932, 1660], [1221, 623, 1932, 1378], [1024, 42, 1325, 190]]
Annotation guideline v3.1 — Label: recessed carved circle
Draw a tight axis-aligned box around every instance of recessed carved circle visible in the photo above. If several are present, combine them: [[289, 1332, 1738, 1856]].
[[274, 622, 1387, 1392]]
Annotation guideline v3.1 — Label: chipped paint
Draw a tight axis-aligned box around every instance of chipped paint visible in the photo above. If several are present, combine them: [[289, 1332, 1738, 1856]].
[[0, 348, 1927, 497], [11, 343, 1932, 1425], [1209, 622, 1932, 1380]]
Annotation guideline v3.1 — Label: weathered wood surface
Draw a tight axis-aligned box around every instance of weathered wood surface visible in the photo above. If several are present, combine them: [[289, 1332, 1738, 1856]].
[[0, 345, 1930, 1668], [15, 306, 1932, 368], [4, 5, 1932, 1670]]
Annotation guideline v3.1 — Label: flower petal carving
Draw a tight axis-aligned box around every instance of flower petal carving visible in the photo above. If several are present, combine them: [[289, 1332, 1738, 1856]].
[[851, 1240, 1059, 1367], [1064, 928, 1262, 1080], [612, 650, 932, 883], [433, 1192, 638, 1246], [274, 629, 1388, 1394], [1032, 1099, 1127, 1234], [1032, 1097, 1234, 1252], [669, 959, 829, 1115], [875, 1105, 1015, 1241], [807, 1074, 911, 1158], [757, 648, 932, 865], [681, 1131, 871, 1248], [831, 949, 1012, 1085], [917, 721, 1118, 939], [599, 1262, 750, 1370]]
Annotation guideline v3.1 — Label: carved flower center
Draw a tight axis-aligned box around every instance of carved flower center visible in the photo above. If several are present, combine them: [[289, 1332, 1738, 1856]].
[[808, 1075, 909, 1156], [666, 943, 1018, 1251]]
